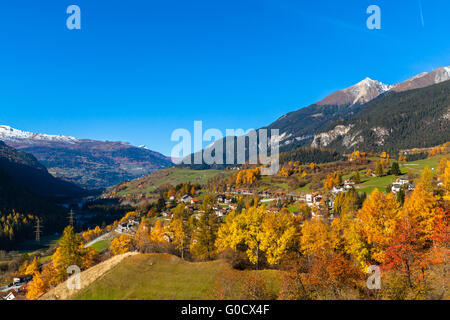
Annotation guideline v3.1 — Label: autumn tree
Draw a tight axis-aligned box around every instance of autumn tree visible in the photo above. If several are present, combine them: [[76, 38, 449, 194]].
[[191, 209, 220, 260], [375, 161, 384, 177], [304, 252, 362, 300], [353, 170, 361, 184], [216, 206, 266, 268], [25, 256, 40, 276], [110, 234, 133, 256], [170, 204, 193, 259], [348, 189, 400, 267], [134, 218, 152, 253], [300, 218, 333, 258], [51, 226, 85, 281], [151, 219, 168, 243], [25, 263, 58, 300], [259, 210, 298, 265], [383, 217, 430, 298], [402, 182, 437, 245]]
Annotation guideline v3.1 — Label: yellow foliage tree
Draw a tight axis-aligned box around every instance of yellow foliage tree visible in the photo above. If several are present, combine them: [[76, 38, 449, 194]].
[[216, 206, 266, 268], [110, 234, 133, 255], [300, 218, 333, 257], [402, 182, 438, 244], [259, 211, 298, 265], [350, 189, 400, 266], [25, 256, 40, 276]]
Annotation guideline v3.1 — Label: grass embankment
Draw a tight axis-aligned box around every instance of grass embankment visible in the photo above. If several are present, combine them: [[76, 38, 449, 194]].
[[73, 253, 282, 300]]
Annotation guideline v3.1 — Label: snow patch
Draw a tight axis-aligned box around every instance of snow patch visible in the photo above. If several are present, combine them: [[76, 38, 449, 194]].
[[0, 125, 78, 143]]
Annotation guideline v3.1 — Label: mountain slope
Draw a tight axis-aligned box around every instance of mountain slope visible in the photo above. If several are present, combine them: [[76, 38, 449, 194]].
[[311, 79, 450, 152], [0, 144, 73, 248], [174, 66, 450, 169], [0, 141, 83, 197], [392, 67, 450, 93], [0, 126, 173, 190], [317, 78, 392, 106], [267, 66, 450, 150]]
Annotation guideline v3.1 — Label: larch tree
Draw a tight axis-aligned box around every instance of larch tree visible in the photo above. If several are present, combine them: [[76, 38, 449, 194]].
[[402, 182, 438, 245], [350, 189, 400, 266], [259, 210, 298, 265], [191, 208, 220, 261]]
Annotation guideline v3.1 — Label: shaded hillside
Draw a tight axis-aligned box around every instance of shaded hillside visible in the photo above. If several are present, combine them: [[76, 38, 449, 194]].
[[4, 138, 173, 190], [0, 141, 84, 198], [312, 79, 450, 153], [0, 166, 68, 249]]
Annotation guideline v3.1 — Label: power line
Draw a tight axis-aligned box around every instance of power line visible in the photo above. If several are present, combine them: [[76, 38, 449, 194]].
[[34, 218, 43, 242], [68, 209, 75, 227]]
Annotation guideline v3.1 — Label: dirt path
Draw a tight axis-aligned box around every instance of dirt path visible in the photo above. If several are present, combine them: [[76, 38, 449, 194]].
[[40, 252, 138, 300]]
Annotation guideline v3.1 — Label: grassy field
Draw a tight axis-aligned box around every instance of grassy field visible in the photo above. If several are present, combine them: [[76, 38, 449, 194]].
[[73, 253, 282, 300], [401, 154, 447, 174], [354, 154, 447, 195], [116, 167, 232, 196], [91, 239, 110, 253]]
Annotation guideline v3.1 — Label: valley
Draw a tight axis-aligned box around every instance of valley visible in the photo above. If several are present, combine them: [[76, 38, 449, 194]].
[[1, 68, 449, 302]]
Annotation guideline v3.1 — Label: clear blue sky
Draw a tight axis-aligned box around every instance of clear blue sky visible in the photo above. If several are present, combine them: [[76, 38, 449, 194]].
[[0, 0, 449, 155]]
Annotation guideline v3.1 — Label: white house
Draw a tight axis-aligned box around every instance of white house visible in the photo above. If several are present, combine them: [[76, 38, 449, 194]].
[[344, 180, 355, 190], [181, 195, 193, 203], [305, 193, 322, 207], [391, 183, 402, 193], [332, 186, 345, 194]]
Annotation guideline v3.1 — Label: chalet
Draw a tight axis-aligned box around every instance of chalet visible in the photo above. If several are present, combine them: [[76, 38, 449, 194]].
[[391, 183, 402, 193], [396, 178, 409, 185], [332, 186, 345, 194], [116, 223, 129, 233], [128, 218, 139, 226], [180, 195, 193, 203], [13, 276, 32, 285], [305, 193, 322, 207], [344, 180, 355, 189], [215, 209, 227, 217]]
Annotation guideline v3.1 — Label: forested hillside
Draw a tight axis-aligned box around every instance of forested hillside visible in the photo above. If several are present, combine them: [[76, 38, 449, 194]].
[[0, 141, 84, 198], [312, 79, 450, 153], [0, 143, 71, 249]]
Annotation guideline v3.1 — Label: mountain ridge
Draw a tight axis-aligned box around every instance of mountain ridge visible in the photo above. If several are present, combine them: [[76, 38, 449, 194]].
[[0, 126, 174, 190]]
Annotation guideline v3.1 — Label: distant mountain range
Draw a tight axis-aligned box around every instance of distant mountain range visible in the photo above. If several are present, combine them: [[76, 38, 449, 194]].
[[269, 66, 450, 150], [0, 141, 84, 198], [311, 78, 450, 153], [177, 66, 450, 169], [0, 126, 173, 190]]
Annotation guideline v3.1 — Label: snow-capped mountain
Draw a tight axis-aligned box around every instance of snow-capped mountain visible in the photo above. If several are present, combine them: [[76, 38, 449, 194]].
[[0, 125, 78, 143], [317, 78, 392, 107], [0, 125, 173, 189], [391, 66, 450, 92], [315, 66, 450, 107], [263, 66, 450, 151]]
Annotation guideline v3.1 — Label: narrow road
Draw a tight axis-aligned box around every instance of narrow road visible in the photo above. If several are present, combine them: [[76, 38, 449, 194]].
[[84, 233, 110, 248]]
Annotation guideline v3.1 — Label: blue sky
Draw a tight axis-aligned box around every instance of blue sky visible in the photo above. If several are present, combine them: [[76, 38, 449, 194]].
[[0, 0, 449, 155]]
